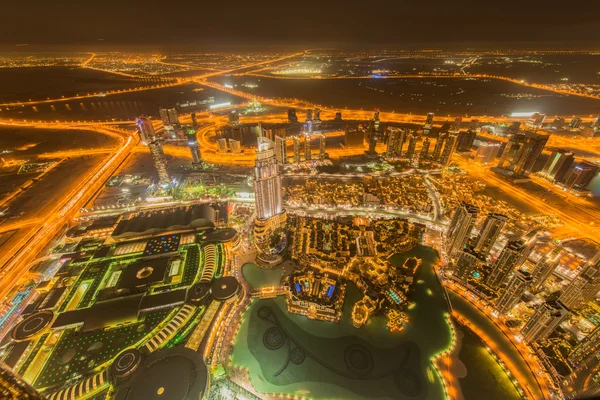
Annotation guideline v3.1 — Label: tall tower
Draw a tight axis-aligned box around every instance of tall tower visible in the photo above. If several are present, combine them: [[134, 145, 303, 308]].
[[254, 137, 286, 266], [304, 133, 312, 161], [0, 363, 45, 400], [559, 258, 600, 310], [440, 133, 457, 166], [432, 133, 446, 161], [386, 128, 405, 158], [186, 128, 202, 166], [446, 202, 478, 258], [274, 136, 287, 165], [191, 112, 198, 127], [420, 138, 430, 161], [319, 134, 327, 160], [542, 149, 574, 182], [425, 112, 435, 128], [406, 134, 417, 160], [306, 109, 313, 123], [148, 139, 170, 186], [314, 108, 322, 124], [293, 136, 301, 164], [473, 213, 508, 255], [521, 300, 569, 343], [569, 323, 600, 367], [513, 131, 549, 177], [530, 246, 562, 291], [495, 270, 532, 314], [486, 239, 526, 288], [135, 115, 156, 145], [454, 247, 486, 280]]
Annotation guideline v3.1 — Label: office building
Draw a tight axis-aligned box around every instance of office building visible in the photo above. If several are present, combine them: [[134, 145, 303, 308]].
[[446, 202, 478, 258], [527, 112, 546, 128], [0, 363, 45, 400], [432, 133, 446, 161], [521, 300, 569, 342], [386, 128, 405, 158], [569, 323, 600, 367], [148, 139, 170, 186], [440, 134, 457, 166], [288, 108, 298, 123], [135, 115, 155, 145], [304, 133, 312, 161], [314, 108, 322, 124], [473, 213, 507, 255], [559, 258, 600, 310], [345, 129, 365, 148], [454, 247, 486, 280], [474, 142, 501, 165], [420, 138, 430, 161], [542, 149, 575, 182], [564, 161, 600, 190], [367, 122, 378, 156], [159, 107, 179, 126], [497, 131, 549, 177], [186, 128, 202, 166], [406, 134, 417, 160], [531, 246, 562, 291], [569, 118, 582, 129], [293, 136, 302, 163], [495, 270, 532, 314], [456, 130, 476, 152], [486, 239, 526, 288], [425, 112, 434, 128], [274, 135, 287, 164]]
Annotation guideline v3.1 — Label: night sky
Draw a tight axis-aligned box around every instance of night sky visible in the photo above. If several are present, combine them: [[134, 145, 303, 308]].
[[3, 0, 600, 49]]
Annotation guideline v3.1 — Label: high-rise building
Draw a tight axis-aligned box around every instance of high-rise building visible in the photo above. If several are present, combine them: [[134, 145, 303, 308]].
[[293, 136, 302, 163], [306, 109, 313, 122], [406, 134, 417, 160], [497, 131, 550, 177], [304, 133, 312, 161], [473, 213, 507, 255], [569, 323, 600, 367], [432, 133, 446, 161], [0, 363, 45, 400], [454, 247, 486, 280], [569, 118, 582, 129], [191, 112, 198, 127], [425, 112, 435, 128], [228, 110, 240, 126], [334, 112, 342, 121], [564, 161, 600, 190], [386, 128, 405, 158], [148, 139, 170, 186], [367, 122, 378, 156], [542, 149, 575, 183], [288, 108, 298, 123], [159, 107, 179, 126], [470, 119, 480, 131], [274, 136, 287, 165], [314, 108, 322, 124], [446, 202, 479, 258], [521, 300, 569, 342], [229, 139, 241, 154], [486, 239, 526, 288], [527, 112, 546, 128], [254, 137, 286, 265], [217, 138, 228, 153], [559, 258, 600, 310], [456, 130, 477, 152], [474, 142, 501, 165], [345, 129, 365, 148], [373, 109, 380, 131], [495, 270, 532, 314], [531, 246, 562, 291], [319, 134, 327, 159], [135, 115, 156, 145], [440, 134, 457, 166], [186, 128, 202, 166], [451, 116, 462, 133], [420, 138, 430, 161]]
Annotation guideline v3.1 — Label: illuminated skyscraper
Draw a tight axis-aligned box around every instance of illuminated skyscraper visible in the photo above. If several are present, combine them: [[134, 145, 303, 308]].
[[530, 246, 562, 291], [569, 118, 582, 129], [406, 134, 417, 160], [191, 112, 198, 127], [440, 133, 457, 166], [454, 247, 486, 280], [559, 257, 600, 310], [541, 149, 574, 182], [564, 161, 600, 190], [373, 109, 380, 130], [386, 128, 405, 158], [148, 139, 170, 186], [0, 363, 44, 400], [293, 136, 301, 163], [288, 108, 298, 123], [521, 300, 569, 343], [229, 139, 241, 154], [274, 135, 287, 164], [314, 108, 322, 124], [319, 134, 327, 159], [306, 109, 313, 122], [135, 115, 156, 145], [446, 202, 478, 258], [486, 239, 526, 288], [451, 116, 462, 133], [304, 133, 312, 161], [432, 133, 446, 161], [419, 138, 430, 161], [495, 270, 532, 314], [527, 112, 546, 128], [456, 130, 476, 152], [569, 323, 600, 367], [497, 131, 549, 177], [425, 112, 434, 128], [474, 142, 501, 165], [254, 137, 286, 265], [159, 107, 179, 126], [228, 110, 240, 126], [473, 213, 507, 255], [217, 138, 228, 153], [186, 128, 202, 166]]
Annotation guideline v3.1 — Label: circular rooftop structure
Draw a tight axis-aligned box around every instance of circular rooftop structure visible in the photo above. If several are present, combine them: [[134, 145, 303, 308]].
[[186, 282, 212, 303], [199, 228, 237, 243], [211, 276, 240, 301], [111, 349, 142, 381], [114, 347, 208, 400], [12, 310, 54, 341]]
